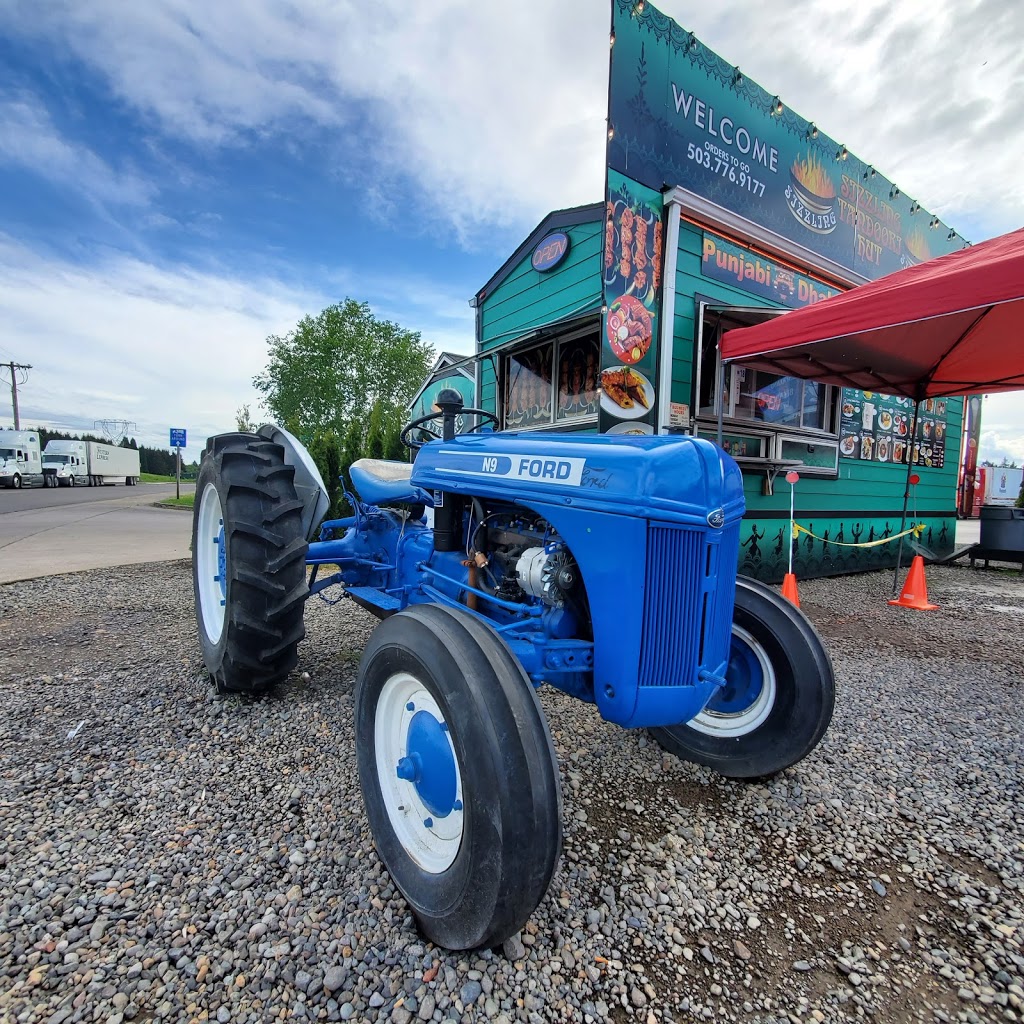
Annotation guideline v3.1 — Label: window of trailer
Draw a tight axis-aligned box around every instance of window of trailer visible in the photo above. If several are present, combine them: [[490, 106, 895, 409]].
[[502, 326, 600, 430]]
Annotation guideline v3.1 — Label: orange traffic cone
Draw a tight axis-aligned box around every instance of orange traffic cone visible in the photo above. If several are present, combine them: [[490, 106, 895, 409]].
[[781, 572, 800, 607], [888, 555, 938, 610]]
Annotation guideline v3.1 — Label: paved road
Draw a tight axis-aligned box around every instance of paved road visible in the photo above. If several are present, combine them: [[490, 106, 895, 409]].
[[0, 482, 186, 513], [0, 483, 196, 584]]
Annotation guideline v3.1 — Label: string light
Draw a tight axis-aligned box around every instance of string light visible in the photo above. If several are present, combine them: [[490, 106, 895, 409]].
[[771, 96, 783, 116], [687, 32, 698, 50], [732, 67, 743, 87], [835, 145, 848, 161], [806, 124, 818, 139], [608, 125, 615, 140], [863, 166, 876, 179], [609, 30, 615, 47], [889, 185, 901, 200]]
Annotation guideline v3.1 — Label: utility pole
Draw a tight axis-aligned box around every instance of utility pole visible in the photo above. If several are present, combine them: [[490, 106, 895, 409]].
[[2, 362, 32, 429]]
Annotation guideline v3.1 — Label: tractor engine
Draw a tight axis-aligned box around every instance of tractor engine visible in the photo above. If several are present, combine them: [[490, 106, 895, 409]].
[[474, 513, 587, 617], [408, 431, 746, 729]]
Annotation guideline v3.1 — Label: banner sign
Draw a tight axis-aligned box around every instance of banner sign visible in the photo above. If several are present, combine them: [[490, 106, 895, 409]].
[[959, 395, 983, 515], [599, 170, 664, 434], [838, 390, 949, 467], [608, 0, 963, 282], [701, 231, 840, 309]]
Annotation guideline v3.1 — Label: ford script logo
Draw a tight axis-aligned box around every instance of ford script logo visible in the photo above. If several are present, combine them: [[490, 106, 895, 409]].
[[706, 508, 725, 529]]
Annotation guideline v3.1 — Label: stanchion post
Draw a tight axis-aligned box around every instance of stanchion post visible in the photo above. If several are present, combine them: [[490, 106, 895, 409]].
[[786, 470, 799, 575]]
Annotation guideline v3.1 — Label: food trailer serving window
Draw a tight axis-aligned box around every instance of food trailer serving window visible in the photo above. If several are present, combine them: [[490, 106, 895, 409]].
[[502, 323, 600, 430], [728, 370, 830, 432], [695, 302, 840, 476]]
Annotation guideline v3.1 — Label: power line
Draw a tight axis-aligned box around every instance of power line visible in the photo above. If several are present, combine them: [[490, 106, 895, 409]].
[[0, 362, 32, 430], [94, 419, 138, 446]]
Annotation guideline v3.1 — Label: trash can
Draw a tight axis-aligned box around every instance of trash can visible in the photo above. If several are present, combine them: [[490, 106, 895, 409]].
[[979, 505, 1024, 552]]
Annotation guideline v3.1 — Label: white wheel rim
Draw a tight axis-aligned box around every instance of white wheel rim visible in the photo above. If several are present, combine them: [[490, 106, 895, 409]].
[[687, 624, 777, 738], [196, 483, 227, 644], [374, 671, 464, 874]]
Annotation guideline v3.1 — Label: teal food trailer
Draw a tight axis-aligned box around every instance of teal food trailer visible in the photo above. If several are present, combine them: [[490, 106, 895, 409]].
[[467, 0, 967, 582]]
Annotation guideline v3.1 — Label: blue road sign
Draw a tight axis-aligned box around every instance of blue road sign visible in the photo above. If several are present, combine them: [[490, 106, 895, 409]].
[[170, 428, 187, 448]]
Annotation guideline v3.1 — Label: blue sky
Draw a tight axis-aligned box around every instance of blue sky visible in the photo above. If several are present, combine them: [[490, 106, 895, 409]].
[[1, 0, 1022, 464]]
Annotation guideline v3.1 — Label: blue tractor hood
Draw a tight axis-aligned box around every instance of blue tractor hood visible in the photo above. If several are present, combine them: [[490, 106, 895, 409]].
[[411, 432, 745, 529]]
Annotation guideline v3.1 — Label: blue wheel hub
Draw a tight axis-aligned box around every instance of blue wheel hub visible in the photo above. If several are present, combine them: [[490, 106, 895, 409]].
[[397, 710, 458, 818], [705, 633, 764, 714]]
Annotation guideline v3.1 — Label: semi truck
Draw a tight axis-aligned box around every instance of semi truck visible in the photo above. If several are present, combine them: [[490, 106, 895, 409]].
[[41, 440, 141, 486], [0, 429, 45, 489]]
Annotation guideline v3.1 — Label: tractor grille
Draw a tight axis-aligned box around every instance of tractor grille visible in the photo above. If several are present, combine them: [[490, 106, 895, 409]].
[[638, 522, 739, 688]]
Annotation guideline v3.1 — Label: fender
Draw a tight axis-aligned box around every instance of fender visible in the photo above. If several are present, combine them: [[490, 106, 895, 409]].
[[257, 424, 330, 542]]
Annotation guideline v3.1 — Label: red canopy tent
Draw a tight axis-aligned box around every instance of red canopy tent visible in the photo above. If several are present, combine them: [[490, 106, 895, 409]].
[[719, 224, 1024, 590], [721, 225, 1024, 399]]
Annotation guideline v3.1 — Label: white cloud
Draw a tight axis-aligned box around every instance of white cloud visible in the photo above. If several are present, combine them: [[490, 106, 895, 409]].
[[0, 236, 476, 460], [3, 0, 1022, 239], [0, 236, 320, 460], [685, 0, 1024, 237], [979, 393, 1024, 466], [0, 92, 155, 208]]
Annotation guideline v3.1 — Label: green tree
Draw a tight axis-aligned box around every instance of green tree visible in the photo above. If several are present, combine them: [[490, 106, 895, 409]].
[[253, 300, 429, 515], [366, 400, 386, 461], [253, 299, 433, 438], [308, 430, 344, 516], [235, 404, 256, 433]]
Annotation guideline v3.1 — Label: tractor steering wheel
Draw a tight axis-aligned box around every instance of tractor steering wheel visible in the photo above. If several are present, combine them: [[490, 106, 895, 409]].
[[400, 408, 499, 450]]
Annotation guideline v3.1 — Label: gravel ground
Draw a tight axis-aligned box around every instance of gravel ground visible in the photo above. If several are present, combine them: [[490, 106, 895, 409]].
[[1, 561, 1022, 1024]]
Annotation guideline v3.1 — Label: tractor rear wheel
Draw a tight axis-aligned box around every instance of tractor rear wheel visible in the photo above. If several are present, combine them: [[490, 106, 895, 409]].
[[355, 604, 562, 950], [192, 433, 309, 696], [651, 576, 834, 780]]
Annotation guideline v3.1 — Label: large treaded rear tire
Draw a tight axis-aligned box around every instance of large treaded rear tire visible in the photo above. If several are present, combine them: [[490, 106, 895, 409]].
[[192, 433, 309, 696]]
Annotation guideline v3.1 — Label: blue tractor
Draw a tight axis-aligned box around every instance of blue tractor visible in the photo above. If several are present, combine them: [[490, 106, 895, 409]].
[[192, 391, 833, 950]]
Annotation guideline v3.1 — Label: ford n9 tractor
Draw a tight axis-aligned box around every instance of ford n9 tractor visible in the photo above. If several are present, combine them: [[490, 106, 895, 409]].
[[192, 392, 833, 950]]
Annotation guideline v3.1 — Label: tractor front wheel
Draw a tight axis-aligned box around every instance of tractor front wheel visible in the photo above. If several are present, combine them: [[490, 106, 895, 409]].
[[192, 433, 309, 696], [355, 604, 562, 950], [651, 576, 834, 780]]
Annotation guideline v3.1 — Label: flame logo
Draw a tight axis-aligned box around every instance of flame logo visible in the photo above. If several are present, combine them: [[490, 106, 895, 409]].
[[905, 229, 930, 263], [790, 152, 835, 200]]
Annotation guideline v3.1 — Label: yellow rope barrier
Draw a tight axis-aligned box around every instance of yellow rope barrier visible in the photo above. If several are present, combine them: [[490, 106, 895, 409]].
[[791, 522, 925, 549]]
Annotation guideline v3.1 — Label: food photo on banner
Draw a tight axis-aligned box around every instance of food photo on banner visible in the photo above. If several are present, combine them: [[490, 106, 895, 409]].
[[600, 170, 664, 434]]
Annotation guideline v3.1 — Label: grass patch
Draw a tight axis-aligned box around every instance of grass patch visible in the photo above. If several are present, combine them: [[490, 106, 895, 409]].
[[141, 472, 177, 483], [158, 494, 195, 508]]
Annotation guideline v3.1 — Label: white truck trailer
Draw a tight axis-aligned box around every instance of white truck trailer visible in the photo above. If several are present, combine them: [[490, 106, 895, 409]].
[[0, 429, 45, 489], [41, 439, 141, 486]]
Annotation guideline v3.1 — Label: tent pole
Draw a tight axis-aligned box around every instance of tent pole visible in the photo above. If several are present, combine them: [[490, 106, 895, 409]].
[[717, 355, 725, 447], [892, 397, 922, 593]]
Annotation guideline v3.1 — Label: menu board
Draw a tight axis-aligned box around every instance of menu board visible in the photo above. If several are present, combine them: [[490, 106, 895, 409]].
[[838, 389, 949, 468]]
